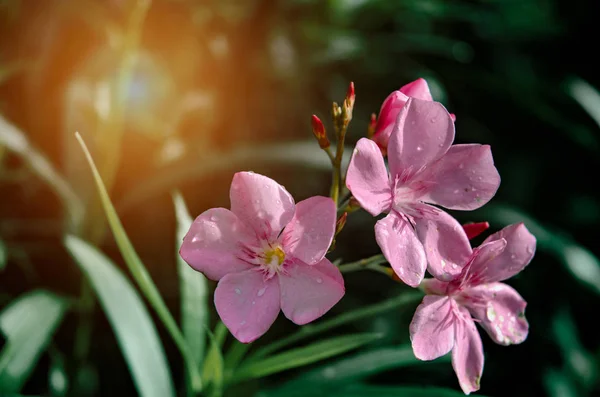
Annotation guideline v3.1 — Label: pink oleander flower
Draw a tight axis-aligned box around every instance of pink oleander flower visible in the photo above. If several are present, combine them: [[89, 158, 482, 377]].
[[179, 171, 344, 343], [346, 97, 500, 287], [410, 223, 536, 394], [372, 78, 456, 154]]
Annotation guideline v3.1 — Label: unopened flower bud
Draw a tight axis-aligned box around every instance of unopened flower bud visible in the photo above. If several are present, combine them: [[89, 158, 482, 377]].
[[462, 221, 490, 240], [342, 82, 355, 125], [367, 113, 377, 138], [311, 115, 330, 149], [335, 212, 347, 235]]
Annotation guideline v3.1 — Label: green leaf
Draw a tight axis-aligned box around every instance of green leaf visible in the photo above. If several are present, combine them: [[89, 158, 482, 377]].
[[249, 291, 422, 360], [0, 290, 68, 392], [232, 333, 382, 383], [173, 192, 209, 368], [74, 132, 202, 391], [0, 239, 6, 271], [202, 328, 225, 397], [543, 368, 580, 397], [65, 235, 176, 397], [0, 115, 83, 230], [263, 383, 485, 397], [478, 203, 600, 295], [276, 345, 449, 388]]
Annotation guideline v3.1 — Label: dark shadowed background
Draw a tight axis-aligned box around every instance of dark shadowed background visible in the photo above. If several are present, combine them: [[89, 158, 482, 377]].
[[1, 0, 599, 396]]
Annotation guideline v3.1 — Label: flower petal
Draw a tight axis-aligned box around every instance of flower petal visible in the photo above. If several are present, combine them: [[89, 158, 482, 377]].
[[465, 238, 507, 285], [400, 78, 433, 101], [375, 212, 426, 287], [421, 278, 450, 296], [279, 258, 345, 325], [410, 295, 456, 360], [415, 208, 473, 281], [463, 282, 529, 346], [214, 270, 280, 343], [452, 306, 484, 395], [387, 98, 455, 178], [373, 91, 409, 153], [346, 138, 393, 216], [281, 196, 336, 265], [230, 172, 295, 240], [418, 144, 500, 211], [180, 208, 255, 280], [479, 223, 537, 283]]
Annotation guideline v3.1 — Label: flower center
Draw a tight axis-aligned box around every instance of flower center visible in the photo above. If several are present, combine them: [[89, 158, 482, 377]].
[[262, 246, 286, 275]]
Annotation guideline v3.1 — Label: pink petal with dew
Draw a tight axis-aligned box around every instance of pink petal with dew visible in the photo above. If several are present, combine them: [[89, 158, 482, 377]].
[[421, 278, 450, 296], [215, 270, 280, 343], [418, 144, 500, 211], [230, 172, 295, 241], [463, 282, 529, 346], [400, 78, 433, 101], [279, 258, 344, 325], [480, 223, 537, 283], [387, 98, 455, 179], [452, 306, 484, 395], [410, 295, 456, 360], [415, 207, 473, 282], [463, 238, 507, 286], [346, 138, 393, 216], [180, 208, 255, 281], [281, 196, 336, 265], [375, 212, 426, 287]]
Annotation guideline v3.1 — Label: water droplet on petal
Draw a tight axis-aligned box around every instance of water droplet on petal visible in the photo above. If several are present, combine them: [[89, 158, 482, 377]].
[[254, 199, 260, 204], [458, 163, 464, 169], [486, 306, 497, 322], [257, 287, 266, 297], [430, 117, 437, 123], [416, 146, 423, 151], [276, 199, 281, 205], [210, 215, 218, 222], [316, 277, 323, 284], [235, 288, 242, 295], [526, 247, 534, 254], [453, 189, 460, 194], [510, 254, 517, 260], [240, 320, 246, 325], [451, 263, 458, 269]]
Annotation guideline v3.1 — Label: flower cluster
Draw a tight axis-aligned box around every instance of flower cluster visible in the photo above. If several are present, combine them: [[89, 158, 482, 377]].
[[179, 78, 536, 394]]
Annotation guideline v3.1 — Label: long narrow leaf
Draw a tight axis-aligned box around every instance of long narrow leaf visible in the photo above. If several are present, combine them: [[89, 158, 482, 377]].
[[74, 132, 202, 391], [203, 328, 224, 397], [276, 345, 450, 389], [173, 192, 209, 367], [231, 333, 382, 383], [0, 115, 83, 230], [65, 235, 175, 397], [0, 290, 68, 392]]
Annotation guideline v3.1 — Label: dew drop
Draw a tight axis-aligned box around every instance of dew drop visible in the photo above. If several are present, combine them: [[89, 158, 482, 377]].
[[526, 247, 534, 254], [252, 300, 256, 305], [276, 199, 281, 205], [411, 120, 416, 126], [240, 321, 246, 325], [210, 215, 218, 222], [316, 277, 323, 284], [254, 199, 260, 204], [416, 146, 423, 151], [453, 189, 460, 194], [430, 117, 437, 123], [458, 163, 464, 169], [486, 306, 497, 322], [510, 254, 517, 260], [451, 263, 458, 269], [257, 287, 266, 297], [235, 288, 242, 295]]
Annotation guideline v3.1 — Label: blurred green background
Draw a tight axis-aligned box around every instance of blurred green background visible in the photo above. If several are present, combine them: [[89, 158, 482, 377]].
[[1, 0, 599, 396]]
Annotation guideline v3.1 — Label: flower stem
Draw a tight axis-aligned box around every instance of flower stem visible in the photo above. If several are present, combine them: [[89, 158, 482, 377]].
[[338, 254, 388, 274]]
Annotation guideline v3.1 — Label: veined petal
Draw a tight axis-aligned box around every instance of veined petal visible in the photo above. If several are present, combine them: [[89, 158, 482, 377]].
[[418, 144, 500, 211], [281, 196, 336, 265], [400, 78, 433, 101], [375, 212, 426, 287], [463, 282, 529, 346], [387, 98, 455, 179], [415, 208, 473, 281], [464, 238, 507, 286], [279, 258, 344, 325], [346, 138, 393, 216], [479, 223, 537, 283], [180, 208, 255, 280], [410, 295, 456, 360], [421, 278, 450, 296], [452, 306, 484, 395], [230, 172, 295, 241], [215, 270, 280, 343]]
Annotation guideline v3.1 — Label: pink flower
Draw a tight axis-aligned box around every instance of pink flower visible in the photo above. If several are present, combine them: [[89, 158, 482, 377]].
[[179, 172, 344, 343], [410, 223, 536, 394], [346, 97, 500, 286], [372, 78, 456, 154]]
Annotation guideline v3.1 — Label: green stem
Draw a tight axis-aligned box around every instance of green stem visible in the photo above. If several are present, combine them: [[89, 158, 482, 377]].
[[224, 341, 252, 371], [338, 254, 388, 274], [247, 291, 423, 361]]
